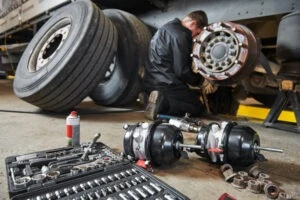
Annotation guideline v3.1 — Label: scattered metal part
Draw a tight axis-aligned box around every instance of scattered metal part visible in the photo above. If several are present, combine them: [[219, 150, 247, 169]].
[[277, 192, 293, 200], [220, 164, 233, 172], [238, 171, 249, 178], [258, 173, 270, 181], [264, 183, 280, 199], [237, 171, 250, 184], [247, 180, 261, 194], [248, 165, 263, 178], [231, 175, 246, 189], [258, 179, 273, 190], [220, 164, 236, 182]]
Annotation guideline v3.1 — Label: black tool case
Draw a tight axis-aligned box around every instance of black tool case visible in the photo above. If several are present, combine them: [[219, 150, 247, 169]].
[[5, 142, 189, 200]]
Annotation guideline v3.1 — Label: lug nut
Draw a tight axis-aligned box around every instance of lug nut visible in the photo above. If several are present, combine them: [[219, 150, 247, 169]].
[[247, 180, 261, 194], [258, 173, 270, 181], [231, 175, 246, 189], [277, 192, 293, 200], [264, 183, 280, 199], [258, 179, 273, 190], [248, 165, 263, 178], [220, 164, 236, 182], [238, 171, 249, 180]]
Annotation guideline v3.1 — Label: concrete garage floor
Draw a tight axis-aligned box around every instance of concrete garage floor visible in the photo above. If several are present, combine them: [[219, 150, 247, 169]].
[[0, 79, 300, 200]]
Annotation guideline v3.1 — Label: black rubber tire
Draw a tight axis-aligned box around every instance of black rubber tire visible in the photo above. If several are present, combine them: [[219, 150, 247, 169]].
[[276, 11, 300, 61], [90, 9, 152, 106], [13, 1, 118, 112]]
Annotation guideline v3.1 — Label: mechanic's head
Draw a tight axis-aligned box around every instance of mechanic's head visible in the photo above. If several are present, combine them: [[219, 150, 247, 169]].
[[182, 10, 208, 37]]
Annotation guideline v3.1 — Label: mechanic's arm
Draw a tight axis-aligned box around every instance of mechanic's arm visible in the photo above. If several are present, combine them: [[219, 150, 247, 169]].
[[172, 36, 202, 86]]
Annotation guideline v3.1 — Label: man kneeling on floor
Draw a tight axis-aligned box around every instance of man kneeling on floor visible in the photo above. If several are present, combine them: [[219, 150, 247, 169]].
[[143, 10, 208, 120]]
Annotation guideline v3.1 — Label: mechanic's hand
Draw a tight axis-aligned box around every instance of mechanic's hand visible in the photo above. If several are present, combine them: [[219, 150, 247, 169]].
[[201, 79, 218, 94]]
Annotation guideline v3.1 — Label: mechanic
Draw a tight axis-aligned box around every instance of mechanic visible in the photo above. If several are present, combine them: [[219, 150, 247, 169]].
[[143, 10, 208, 120]]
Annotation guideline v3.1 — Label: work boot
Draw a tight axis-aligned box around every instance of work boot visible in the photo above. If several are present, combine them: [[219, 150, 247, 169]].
[[144, 90, 164, 120]]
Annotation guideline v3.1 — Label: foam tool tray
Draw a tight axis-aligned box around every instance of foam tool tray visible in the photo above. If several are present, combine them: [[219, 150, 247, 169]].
[[5, 142, 189, 200]]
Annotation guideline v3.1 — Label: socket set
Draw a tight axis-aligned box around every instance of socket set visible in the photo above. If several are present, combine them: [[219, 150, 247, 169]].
[[11, 164, 188, 200], [5, 139, 188, 200]]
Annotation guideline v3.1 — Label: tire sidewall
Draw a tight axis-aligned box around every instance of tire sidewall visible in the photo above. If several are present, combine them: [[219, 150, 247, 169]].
[[14, 1, 93, 98], [90, 9, 139, 105]]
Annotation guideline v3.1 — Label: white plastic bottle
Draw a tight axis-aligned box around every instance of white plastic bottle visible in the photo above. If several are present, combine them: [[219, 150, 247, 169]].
[[66, 111, 80, 147]]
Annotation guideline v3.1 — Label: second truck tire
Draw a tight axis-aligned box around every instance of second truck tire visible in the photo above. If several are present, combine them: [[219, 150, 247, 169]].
[[90, 9, 152, 106], [13, 0, 118, 112]]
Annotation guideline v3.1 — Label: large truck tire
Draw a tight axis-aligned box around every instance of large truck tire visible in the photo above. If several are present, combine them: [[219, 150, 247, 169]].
[[13, 1, 118, 112], [90, 9, 152, 106]]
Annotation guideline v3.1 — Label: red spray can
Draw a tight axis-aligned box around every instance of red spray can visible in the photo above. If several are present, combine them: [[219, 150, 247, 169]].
[[66, 111, 80, 147]]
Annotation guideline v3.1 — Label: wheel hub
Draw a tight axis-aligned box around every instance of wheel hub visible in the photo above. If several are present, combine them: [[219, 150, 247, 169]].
[[100, 56, 117, 83], [211, 43, 227, 60], [34, 24, 71, 72], [192, 22, 260, 85]]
